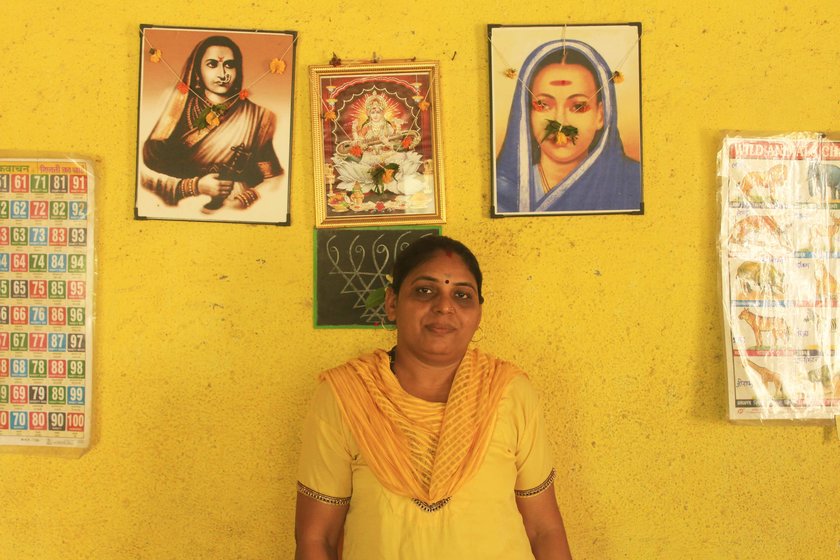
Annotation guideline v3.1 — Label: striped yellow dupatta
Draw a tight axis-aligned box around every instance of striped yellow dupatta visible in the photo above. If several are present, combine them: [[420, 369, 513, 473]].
[[321, 348, 522, 507]]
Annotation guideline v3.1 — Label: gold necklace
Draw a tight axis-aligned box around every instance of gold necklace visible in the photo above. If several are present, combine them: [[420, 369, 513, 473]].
[[538, 163, 552, 194]]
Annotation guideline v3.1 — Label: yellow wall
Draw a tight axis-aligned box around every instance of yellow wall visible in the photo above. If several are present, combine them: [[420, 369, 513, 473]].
[[1, 1, 838, 558]]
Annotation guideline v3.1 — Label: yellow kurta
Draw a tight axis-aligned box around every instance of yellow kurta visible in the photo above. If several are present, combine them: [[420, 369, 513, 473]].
[[297, 353, 555, 560]]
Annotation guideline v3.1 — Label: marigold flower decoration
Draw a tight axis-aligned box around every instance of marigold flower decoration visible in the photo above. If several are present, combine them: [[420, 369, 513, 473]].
[[348, 144, 363, 160], [418, 100, 430, 111], [541, 119, 579, 146], [239, 89, 250, 100], [370, 163, 400, 194], [269, 58, 286, 74], [149, 48, 162, 63], [504, 68, 517, 79], [176, 82, 189, 94], [205, 111, 221, 129], [612, 70, 624, 84], [324, 110, 337, 122], [400, 135, 413, 150], [195, 103, 229, 130]]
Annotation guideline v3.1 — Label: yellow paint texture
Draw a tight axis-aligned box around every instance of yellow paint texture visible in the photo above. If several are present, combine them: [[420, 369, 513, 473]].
[[1, 0, 839, 558]]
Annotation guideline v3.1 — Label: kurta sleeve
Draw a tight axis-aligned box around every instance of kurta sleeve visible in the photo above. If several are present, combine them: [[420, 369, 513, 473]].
[[296, 381, 353, 505], [510, 376, 556, 497]]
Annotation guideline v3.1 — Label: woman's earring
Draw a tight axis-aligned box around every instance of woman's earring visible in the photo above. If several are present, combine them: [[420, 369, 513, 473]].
[[471, 327, 484, 343]]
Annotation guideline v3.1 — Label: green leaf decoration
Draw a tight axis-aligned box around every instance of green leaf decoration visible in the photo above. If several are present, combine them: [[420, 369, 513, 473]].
[[365, 287, 386, 309]]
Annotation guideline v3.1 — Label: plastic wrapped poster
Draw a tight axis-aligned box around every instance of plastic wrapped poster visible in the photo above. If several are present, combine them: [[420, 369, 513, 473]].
[[720, 133, 840, 422], [0, 156, 94, 449]]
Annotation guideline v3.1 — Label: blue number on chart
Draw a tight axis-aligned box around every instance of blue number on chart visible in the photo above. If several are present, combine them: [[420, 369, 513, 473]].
[[11, 358, 28, 378], [48, 333, 66, 352], [29, 306, 47, 326], [10, 200, 28, 220], [67, 386, 85, 405], [48, 253, 67, 273], [69, 201, 87, 220], [10, 411, 27, 430], [28, 227, 47, 246]]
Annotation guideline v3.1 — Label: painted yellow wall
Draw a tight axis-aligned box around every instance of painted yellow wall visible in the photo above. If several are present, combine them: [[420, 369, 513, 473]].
[[1, 1, 838, 558]]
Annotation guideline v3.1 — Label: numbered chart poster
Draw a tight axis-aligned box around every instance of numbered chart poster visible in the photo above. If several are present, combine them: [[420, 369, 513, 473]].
[[719, 134, 840, 421], [0, 157, 94, 448]]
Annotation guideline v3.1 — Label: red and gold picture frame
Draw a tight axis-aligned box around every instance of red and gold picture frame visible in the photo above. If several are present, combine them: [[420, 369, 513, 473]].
[[310, 61, 445, 228]]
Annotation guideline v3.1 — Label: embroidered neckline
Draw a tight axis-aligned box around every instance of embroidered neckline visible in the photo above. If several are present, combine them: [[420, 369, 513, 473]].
[[412, 496, 451, 512]]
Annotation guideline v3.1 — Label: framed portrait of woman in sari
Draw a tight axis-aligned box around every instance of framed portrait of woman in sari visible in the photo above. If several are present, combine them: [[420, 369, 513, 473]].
[[310, 61, 445, 228], [135, 25, 296, 225], [489, 23, 643, 216]]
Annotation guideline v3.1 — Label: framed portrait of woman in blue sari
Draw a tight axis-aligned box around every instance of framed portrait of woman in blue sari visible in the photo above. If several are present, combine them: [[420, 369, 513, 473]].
[[489, 24, 643, 216]]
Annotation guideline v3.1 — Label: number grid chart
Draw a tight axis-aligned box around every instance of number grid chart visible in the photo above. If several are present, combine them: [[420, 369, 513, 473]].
[[0, 157, 94, 448]]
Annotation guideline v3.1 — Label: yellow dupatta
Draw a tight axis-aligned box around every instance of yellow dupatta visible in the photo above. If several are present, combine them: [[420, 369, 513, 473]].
[[321, 348, 523, 507]]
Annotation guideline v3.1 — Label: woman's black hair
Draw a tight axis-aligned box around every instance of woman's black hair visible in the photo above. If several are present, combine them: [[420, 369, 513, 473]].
[[391, 235, 484, 304], [188, 35, 244, 95]]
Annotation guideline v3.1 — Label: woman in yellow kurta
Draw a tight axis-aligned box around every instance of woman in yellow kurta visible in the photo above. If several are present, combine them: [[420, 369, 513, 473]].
[[295, 236, 573, 559]]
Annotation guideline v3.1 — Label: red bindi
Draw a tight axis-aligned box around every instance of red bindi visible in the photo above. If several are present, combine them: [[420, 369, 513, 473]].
[[445, 279, 450, 284], [550, 80, 572, 86]]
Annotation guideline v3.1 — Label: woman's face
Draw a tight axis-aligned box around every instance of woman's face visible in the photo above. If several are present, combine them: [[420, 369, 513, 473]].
[[368, 103, 384, 122], [385, 251, 482, 366], [199, 45, 238, 100], [529, 63, 604, 167]]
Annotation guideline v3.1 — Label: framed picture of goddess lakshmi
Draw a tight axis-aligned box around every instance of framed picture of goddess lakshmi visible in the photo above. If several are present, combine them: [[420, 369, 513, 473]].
[[489, 23, 643, 216], [135, 25, 296, 225], [310, 61, 445, 228]]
